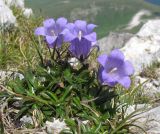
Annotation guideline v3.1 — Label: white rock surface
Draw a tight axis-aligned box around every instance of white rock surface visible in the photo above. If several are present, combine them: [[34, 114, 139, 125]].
[[4, 0, 24, 8], [0, 71, 24, 82], [134, 68, 160, 100], [23, 8, 33, 18], [129, 106, 160, 134], [68, 57, 79, 67], [125, 9, 151, 30], [98, 32, 133, 54], [121, 19, 160, 74], [0, 0, 16, 27], [0, 0, 33, 27], [46, 118, 69, 134], [20, 115, 33, 125]]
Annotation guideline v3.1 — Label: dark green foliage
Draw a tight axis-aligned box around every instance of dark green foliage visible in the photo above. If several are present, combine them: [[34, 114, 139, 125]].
[[2, 39, 128, 133], [0, 7, 146, 133]]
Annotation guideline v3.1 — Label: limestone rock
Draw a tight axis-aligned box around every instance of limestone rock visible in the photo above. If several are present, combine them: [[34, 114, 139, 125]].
[[4, 0, 24, 8], [0, 70, 24, 82], [129, 106, 160, 134], [46, 118, 69, 134], [135, 75, 160, 100], [0, 0, 16, 27], [23, 8, 33, 18], [0, 0, 33, 28], [98, 32, 133, 54], [121, 19, 160, 74], [20, 115, 33, 125]]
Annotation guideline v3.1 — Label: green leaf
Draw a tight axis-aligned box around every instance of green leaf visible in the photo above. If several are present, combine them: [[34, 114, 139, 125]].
[[9, 79, 25, 94], [15, 106, 30, 120], [64, 69, 73, 84], [65, 119, 76, 127], [59, 86, 73, 102], [45, 91, 58, 102], [0, 120, 4, 134]]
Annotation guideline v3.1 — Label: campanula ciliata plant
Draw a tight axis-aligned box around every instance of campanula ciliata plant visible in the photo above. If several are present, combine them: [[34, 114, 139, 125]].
[[5, 17, 135, 133]]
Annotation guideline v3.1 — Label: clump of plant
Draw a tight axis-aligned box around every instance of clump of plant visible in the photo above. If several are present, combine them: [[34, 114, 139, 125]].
[[0, 17, 140, 133], [140, 62, 160, 79], [0, 7, 43, 69]]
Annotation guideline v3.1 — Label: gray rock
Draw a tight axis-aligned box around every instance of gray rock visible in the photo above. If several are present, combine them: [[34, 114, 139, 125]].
[[0, 70, 24, 82], [152, 80, 159, 87], [0, 0, 33, 28], [135, 76, 160, 100], [20, 115, 33, 125], [121, 19, 160, 74], [98, 32, 133, 54], [126, 104, 151, 116], [0, 0, 16, 27], [129, 106, 160, 134], [45, 118, 69, 134]]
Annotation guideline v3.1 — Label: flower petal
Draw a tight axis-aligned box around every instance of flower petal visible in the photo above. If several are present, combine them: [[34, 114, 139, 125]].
[[121, 60, 134, 76], [80, 38, 92, 58], [34, 27, 46, 36], [66, 23, 75, 31], [43, 18, 55, 28], [56, 35, 63, 48], [97, 54, 108, 68], [99, 67, 117, 86], [75, 20, 87, 32], [69, 38, 91, 59], [62, 29, 76, 42], [87, 24, 97, 33], [84, 32, 97, 42], [106, 49, 124, 70], [109, 49, 124, 61], [46, 36, 57, 46], [118, 76, 131, 89], [56, 17, 67, 27]]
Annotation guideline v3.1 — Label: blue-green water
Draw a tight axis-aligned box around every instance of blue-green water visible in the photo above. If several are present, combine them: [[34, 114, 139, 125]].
[[145, 0, 160, 5], [25, 0, 160, 38]]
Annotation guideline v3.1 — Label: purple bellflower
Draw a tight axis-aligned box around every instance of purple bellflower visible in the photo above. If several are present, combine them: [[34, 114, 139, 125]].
[[63, 20, 97, 59], [97, 49, 134, 89], [34, 17, 67, 48]]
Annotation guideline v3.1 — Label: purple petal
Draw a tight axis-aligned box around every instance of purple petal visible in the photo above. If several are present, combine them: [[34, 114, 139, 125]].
[[56, 35, 63, 48], [66, 23, 75, 32], [46, 36, 57, 46], [69, 38, 91, 59], [62, 29, 76, 42], [109, 49, 124, 61], [43, 18, 55, 28], [75, 20, 87, 32], [84, 32, 97, 42], [106, 49, 124, 70], [69, 39, 78, 57], [81, 39, 92, 58], [118, 76, 131, 89], [56, 17, 67, 32], [91, 41, 97, 46], [98, 67, 117, 86], [34, 27, 46, 36], [87, 24, 97, 33], [98, 67, 105, 84], [122, 60, 134, 75], [97, 54, 108, 68]]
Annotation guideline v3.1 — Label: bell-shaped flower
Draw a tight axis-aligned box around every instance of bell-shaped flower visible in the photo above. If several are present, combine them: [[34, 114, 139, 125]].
[[63, 20, 97, 59], [97, 49, 134, 89], [34, 17, 67, 48]]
